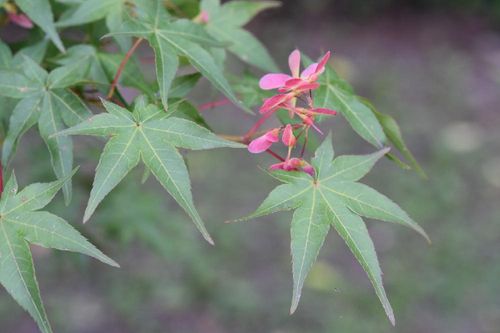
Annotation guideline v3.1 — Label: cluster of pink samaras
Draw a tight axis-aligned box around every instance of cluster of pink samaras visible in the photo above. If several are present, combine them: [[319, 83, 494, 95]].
[[247, 50, 337, 175]]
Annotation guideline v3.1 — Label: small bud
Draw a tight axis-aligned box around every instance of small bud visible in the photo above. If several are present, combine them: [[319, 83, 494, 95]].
[[303, 164, 315, 177], [193, 10, 210, 24]]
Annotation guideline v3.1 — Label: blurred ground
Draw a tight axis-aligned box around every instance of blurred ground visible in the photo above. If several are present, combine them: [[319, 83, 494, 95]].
[[1, 1, 500, 332]]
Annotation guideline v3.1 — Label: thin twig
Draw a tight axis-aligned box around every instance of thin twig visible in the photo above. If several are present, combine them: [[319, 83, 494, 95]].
[[266, 149, 285, 162], [243, 112, 274, 143], [199, 99, 231, 111], [218, 134, 244, 142], [300, 128, 309, 158], [106, 37, 144, 100]]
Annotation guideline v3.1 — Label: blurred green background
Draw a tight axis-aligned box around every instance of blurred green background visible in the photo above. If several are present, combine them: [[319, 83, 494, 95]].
[[1, 0, 500, 332]]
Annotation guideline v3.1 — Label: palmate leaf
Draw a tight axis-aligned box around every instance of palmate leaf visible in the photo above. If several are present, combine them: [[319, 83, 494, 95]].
[[56, 99, 244, 244], [0, 56, 92, 204], [200, 0, 280, 72], [314, 63, 386, 148], [312, 57, 425, 175], [0, 38, 49, 70], [15, 0, 64, 52], [56, 0, 131, 50], [0, 171, 118, 333], [105, 0, 247, 112], [57, 0, 122, 27], [241, 134, 429, 324]]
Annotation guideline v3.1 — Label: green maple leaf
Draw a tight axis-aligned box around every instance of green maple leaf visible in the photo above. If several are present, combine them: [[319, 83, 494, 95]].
[[57, 0, 123, 26], [0, 39, 48, 136], [56, 99, 244, 244], [0, 56, 91, 204], [0, 39, 49, 70], [0, 171, 118, 333], [241, 134, 429, 324], [54, 45, 153, 97], [56, 0, 132, 50], [15, 0, 65, 52], [104, 0, 246, 112], [314, 61, 386, 148], [312, 57, 425, 176], [200, 0, 280, 72]]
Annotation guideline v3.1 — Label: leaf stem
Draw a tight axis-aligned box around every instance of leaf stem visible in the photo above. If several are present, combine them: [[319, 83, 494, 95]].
[[242, 112, 274, 143], [106, 37, 144, 100], [300, 128, 309, 158], [266, 149, 285, 162], [199, 98, 231, 111], [217, 134, 286, 162]]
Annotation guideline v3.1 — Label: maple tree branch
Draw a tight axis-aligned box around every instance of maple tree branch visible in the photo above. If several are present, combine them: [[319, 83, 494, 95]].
[[107, 37, 144, 100]]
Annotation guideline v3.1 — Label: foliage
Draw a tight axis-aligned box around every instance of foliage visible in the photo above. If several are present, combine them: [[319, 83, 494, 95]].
[[240, 134, 429, 323], [0, 0, 428, 331], [0, 170, 117, 333]]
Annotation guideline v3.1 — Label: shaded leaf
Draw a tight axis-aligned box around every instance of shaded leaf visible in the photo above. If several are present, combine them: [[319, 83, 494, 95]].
[[0, 57, 91, 203], [15, 0, 64, 51], [0, 172, 117, 333]]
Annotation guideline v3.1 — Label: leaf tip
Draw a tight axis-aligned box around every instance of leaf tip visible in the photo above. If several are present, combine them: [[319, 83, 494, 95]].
[[417, 168, 429, 180], [389, 312, 396, 326], [206, 235, 215, 246], [226, 215, 249, 224], [82, 213, 91, 224], [422, 231, 431, 245], [289, 299, 299, 315], [412, 222, 431, 244], [109, 259, 120, 268]]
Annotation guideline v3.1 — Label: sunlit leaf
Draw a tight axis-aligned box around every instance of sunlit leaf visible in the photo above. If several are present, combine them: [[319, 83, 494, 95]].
[[56, 99, 244, 244], [240, 134, 429, 323]]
